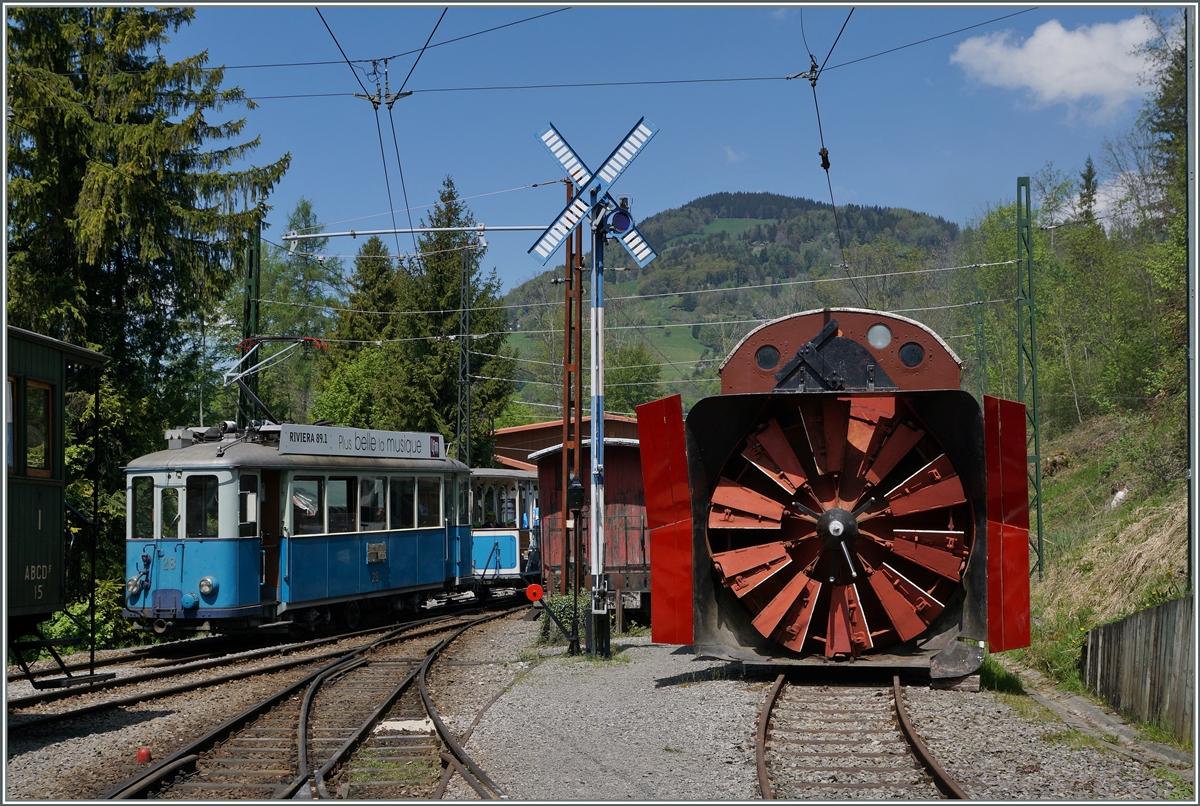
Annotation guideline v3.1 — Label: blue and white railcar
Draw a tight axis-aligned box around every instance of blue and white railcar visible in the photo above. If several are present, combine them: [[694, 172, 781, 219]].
[[469, 467, 540, 586], [123, 423, 472, 633]]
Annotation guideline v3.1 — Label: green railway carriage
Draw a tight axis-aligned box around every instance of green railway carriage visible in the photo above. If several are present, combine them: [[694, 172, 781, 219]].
[[6, 326, 107, 635]]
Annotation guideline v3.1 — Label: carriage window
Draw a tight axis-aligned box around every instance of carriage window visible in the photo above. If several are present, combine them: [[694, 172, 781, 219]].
[[6, 377, 14, 472], [327, 477, 356, 533], [458, 477, 470, 526], [25, 380, 51, 477], [500, 485, 516, 527], [132, 476, 154, 540], [186, 475, 220, 537], [239, 475, 259, 537], [417, 477, 441, 528], [389, 476, 415, 529], [161, 488, 180, 539], [292, 477, 324, 535], [360, 477, 387, 532]]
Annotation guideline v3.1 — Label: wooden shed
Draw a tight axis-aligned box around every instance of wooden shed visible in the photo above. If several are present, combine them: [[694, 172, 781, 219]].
[[528, 437, 648, 601]]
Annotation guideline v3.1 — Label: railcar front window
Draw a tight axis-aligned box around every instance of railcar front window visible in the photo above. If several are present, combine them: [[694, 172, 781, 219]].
[[25, 380, 51, 477], [239, 475, 259, 537], [186, 475, 220, 537], [161, 488, 180, 539], [360, 477, 387, 532], [328, 477, 356, 533], [292, 477, 325, 535], [132, 476, 154, 539], [417, 477, 441, 527], [389, 477, 415, 529]]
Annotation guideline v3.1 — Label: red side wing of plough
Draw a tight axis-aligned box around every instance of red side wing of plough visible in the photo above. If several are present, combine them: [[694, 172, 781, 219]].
[[984, 395, 1032, 652], [636, 394, 694, 645]]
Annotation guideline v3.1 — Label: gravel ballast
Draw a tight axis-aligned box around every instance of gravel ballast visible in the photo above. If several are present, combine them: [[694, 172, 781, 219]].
[[445, 632, 762, 800], [436, 611, 1191, 801], [7, 607, 1194, 800]]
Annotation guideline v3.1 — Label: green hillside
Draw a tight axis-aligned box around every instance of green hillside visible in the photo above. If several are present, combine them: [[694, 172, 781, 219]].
[[501, 190, 961, 420]]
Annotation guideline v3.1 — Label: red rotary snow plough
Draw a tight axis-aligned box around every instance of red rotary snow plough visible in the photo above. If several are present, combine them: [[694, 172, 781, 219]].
[[636, 308, 1032, 678]]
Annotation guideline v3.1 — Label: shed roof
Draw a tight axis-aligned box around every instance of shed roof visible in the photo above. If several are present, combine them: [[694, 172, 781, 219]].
[[527, 437, 640, 463], [8, 326, 108, 367]]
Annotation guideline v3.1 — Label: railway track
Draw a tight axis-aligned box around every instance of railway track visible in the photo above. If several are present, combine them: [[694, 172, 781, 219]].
[[7, 595, 521, 726], [6, 634, 246, 684], [756, 674, 967, 800], [99, 607, 515, 800]]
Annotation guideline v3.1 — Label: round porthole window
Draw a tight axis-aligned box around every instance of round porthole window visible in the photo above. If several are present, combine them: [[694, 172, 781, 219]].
[[899, 342, 925, 367], [866, 323, 892, 349], [755, 345, 780, 370]]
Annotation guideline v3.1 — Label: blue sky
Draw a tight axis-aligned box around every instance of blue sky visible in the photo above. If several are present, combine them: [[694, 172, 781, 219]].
[[162, 4, 1174, 292]]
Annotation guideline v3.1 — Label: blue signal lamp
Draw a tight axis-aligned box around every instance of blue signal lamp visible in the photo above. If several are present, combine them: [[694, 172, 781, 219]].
[[604, 208, 633, 236]]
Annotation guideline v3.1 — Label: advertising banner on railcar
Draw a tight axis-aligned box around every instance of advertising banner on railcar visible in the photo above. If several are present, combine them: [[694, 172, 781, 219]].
[[279, 425, 443, 460]]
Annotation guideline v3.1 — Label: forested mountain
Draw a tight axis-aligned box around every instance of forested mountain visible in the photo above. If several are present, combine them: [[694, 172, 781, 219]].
[[509, 191, 960, 301], [502, 191, 964, 420]]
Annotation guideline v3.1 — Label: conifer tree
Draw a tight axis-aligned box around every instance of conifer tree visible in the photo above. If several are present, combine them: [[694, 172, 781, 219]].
[[314, 178, 516, 463], [7, 7, 289, 453], [254, 199, 343, 423], [7, 7, 289, 576], [325, 236, 401, 369]]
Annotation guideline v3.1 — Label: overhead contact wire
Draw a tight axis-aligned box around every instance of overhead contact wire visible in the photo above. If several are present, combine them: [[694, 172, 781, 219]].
[[315, 8, 372, 96], [391, 7, 447, 258], [255, 259, 1016, 318], [803, 7, 863, 306], [316, 8, 405, 261]]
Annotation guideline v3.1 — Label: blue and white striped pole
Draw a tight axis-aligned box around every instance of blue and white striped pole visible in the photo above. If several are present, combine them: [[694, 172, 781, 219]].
[[589, 187, 609, 656]]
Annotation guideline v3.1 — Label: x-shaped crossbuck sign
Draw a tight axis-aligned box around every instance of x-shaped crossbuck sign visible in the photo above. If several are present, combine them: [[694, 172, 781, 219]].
[[528, 117, 659, 269]]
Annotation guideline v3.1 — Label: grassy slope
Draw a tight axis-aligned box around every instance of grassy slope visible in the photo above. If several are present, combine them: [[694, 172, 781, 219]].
[[1009, 412, 1189, 693], [665, 217, 778, 247]]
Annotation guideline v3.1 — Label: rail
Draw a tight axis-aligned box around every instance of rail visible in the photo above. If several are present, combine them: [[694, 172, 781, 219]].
[[756, 674, 968, 800], [99, 606, 520, 799]]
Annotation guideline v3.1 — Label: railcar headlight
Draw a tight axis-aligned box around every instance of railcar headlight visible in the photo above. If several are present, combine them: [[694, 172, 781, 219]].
[[126, 576, 141, 597], [199, 576, 218, 596]]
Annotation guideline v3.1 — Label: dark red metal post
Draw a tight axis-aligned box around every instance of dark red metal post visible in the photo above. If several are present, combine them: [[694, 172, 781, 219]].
[[561, 182, 584, 595]]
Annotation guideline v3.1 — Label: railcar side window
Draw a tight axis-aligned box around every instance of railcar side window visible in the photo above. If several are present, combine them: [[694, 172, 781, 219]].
[[239, 475, 259, 537], [292, 477, 325, 535], [417, 477, 441, 528], [186, 475, 220, 537], [132, 476, 154, 539], [360, 477, 387, 532], [25, 380, 51, 477], [327, 477, 356, 533], [458, 477, 470, 526], [161, 488, 180, 539], [6, 377, 14, 473], [389, 477, 415, 530]]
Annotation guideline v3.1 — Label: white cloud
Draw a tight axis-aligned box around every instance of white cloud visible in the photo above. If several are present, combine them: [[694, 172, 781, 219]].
[[724, 145, 747, 163], [770, 8, 789, 21], [950, 16, 1154, 118]]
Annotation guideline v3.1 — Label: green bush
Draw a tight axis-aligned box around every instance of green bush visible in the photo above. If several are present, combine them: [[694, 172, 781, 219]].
[[537, 592, 591, 645], [40, 578, 142, 652]]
